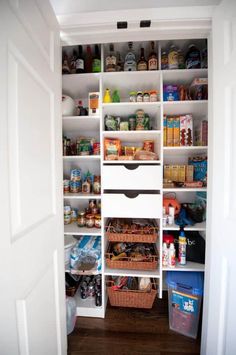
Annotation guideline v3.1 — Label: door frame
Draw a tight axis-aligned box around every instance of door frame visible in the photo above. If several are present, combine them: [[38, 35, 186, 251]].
[[57, 5, 215, 353]]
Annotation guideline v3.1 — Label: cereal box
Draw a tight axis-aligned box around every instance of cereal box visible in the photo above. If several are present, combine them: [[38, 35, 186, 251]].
[[163, 115, 167, 146], [167, 117, 174, 146], [180, 115, 186, 146], [164, 165, 171, 180], [178, 165, 186, 182], [171, 165, 179, 182], [173, 116, 180, 146], [185, 114, 193, 146], [186, 165, 194, 182]]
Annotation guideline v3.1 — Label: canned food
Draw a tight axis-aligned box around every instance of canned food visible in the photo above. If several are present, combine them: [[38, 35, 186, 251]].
[[94, 214, 101, 228], [70, 180, 80, 193], [129, 91, 137, 102], [143, 140, 154, 152], [77, 211, 86, 227], [70, 169, 81, 181], [150, 90, 158, 102], [86, 214, 95, 228], [71, 209, 78, 222], [64, 214, 71, 225], [128, 116, 136, 131], [63, 180, 70, 193], [64, 205, 71, 215]]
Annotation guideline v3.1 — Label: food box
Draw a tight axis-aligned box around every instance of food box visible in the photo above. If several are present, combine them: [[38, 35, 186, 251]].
[[163, 85, 179, 101], [185, 114, 193, 146], [163, 115, 167, 146], [173, 116, 180, 146], [180, 115, 186, 146], [167, 117, 174, 146]]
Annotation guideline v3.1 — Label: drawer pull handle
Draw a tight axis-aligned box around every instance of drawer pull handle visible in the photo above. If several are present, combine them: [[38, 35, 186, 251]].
[[124, 192, 139, 198], [124, 164, 139, 171]]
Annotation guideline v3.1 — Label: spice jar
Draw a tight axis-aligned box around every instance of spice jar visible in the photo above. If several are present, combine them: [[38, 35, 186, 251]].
[[137, 91, 143, 102], [93, 176, 101, 194], [77, 211, 86, 227], [64, 214, 71, 225], [129, 91, 137, 102], [94, 214, 101, 228], [143, 92, 150, 102], [86, 214, 95, 228], [82, 179, 91, 193], [150, 90, 158, 102], [89, 199, 96, 209]]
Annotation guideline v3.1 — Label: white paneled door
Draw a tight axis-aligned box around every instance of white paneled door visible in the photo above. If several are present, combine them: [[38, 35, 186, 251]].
[[202, 0, 236, 354], [0, 1, 66, 354]]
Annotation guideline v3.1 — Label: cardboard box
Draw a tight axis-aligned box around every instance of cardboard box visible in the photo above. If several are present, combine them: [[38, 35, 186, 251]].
[[167, 117, 174, 146], [186, 165, 194, 182], [163, 115, 167, 146], [185, 114, 193, 146], [171, 165, 179, 182], [173, 116, 180, 146], [180, 115, 186, 146], [178, 165, 186, 182], [164, 165, 171, 180]]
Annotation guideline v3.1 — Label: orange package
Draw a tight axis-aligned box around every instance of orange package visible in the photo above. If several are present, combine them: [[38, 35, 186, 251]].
[[104, 138, 121, 160]]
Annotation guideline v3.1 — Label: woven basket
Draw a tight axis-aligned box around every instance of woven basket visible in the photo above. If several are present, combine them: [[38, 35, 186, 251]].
[[105, 243, 158, 270], [107, 281, 157, 309], [105, 220, 158, 243]]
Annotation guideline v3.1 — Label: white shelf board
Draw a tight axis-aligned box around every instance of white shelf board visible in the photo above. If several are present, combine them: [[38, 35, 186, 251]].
[[163, 146, 207, 152], [104, 267, 160, 278], [63, 155, 100, 161], [163, 221, 206, 231], [64, 193, 101, 199], [102, 70, 160, 77], [102, 160, 161, 165], [74, 289, 103, 318], [163, 100, 208, 116], [62, 73, 100, 99], [63, 116, 100, 132], [64, 223, 101, 236], [163, 187, 207, 192], [102, 102, 160, 108], [102, 130, 161, 140], [162, 261, 205, 272], [162, 68, 208, 84]]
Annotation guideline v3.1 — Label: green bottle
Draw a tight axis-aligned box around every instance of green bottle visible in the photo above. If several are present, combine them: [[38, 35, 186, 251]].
[[112, 90, 120, 103], [92, 45, 101, 73]]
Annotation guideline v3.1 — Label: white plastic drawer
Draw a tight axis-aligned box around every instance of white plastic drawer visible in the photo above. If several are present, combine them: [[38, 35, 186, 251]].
[[102, 165, 162, 190], [103, 193, 162, 218]]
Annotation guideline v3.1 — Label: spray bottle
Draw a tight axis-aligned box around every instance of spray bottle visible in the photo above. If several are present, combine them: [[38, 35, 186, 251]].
[[178, 228, 187, 265], [168, 243, 176, 267]]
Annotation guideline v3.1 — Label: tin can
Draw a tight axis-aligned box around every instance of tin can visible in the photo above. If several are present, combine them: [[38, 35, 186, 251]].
[[77, 211, 86, 227], [64, 205, 71, 215], [64, 214, 71, 225], [70, 169, 81, 181], [143, 140, 154, 152], [94, 214, 101, 228], [63, 180, 70, 193], [70, 180, 80, 193], [86, 214, 95, 228], [137, 91, 143, 102]]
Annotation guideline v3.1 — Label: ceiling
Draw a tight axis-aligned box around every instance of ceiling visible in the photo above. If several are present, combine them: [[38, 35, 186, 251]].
[[50, 0, 221, 15]]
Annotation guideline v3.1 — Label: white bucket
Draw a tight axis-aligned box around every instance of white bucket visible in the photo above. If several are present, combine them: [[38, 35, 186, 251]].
[[64, 236, 77, 267]]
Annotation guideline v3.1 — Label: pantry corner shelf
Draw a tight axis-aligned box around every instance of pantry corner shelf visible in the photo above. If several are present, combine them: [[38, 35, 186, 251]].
[[163, 146, 207, 151], [74, 288, 104, 318], [102, 159, 161, 165], [64, 223, 101, 236], [102, 102, 161, 108], [162, 261, 205, 272], [64, 193, 101, 200], [163, 221, 206, 231]]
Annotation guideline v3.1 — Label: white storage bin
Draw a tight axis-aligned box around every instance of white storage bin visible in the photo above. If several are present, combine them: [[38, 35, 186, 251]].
[[103, 193, 162, 218], [102, 164, 162, 190], [64, 236, 77, 267]]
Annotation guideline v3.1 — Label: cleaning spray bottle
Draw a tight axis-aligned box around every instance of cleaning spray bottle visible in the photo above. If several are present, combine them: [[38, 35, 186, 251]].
[[178, 228, 187, 265]]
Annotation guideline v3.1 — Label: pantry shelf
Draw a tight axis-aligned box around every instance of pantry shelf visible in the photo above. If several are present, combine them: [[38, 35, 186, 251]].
[[63, 155, 100, 161], [102, 102, 161, 108], [162, 68, 208, 83], [64, 223, 101, 236], [74, 288, 104, 318], [163, 187, 207, 192], [104, 267, 160, 278], [163, 100, 208, 116], [63, 116, 100, 132], [62, 73, 100, 99], [64, 193, 101, 199], [163, 221, 206, 231], [102, 160, 161, 165], [163, 146, 207, 151], [162, 261, 205, 272]]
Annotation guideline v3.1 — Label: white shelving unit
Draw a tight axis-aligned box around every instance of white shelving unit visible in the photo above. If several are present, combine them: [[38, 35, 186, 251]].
[[62, 38, 208, 318]]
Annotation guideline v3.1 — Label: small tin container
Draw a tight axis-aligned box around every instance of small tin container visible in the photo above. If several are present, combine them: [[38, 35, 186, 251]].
[[143, 140, 154, 152], [94, 214, 101, 228], [64, 214, 71, 225], [63, 180, 70, 193], [71, 209, 78, 222], [70, 180, 80, 193], [64, 205, 71, 215]]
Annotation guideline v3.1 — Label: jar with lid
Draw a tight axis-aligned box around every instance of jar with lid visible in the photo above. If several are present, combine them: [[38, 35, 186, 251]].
[[129, 91, 137, 102], [89, 199, 97, 209], [143, 92, 150, 102], [77, 211, 86, 227], [150, 90, 158, 102], [136, 91, 143, 102], [64, 214, 71, 225], [86, 214, 95, 228], [94, 214, 101, 228], [93, 175, 101, 194]]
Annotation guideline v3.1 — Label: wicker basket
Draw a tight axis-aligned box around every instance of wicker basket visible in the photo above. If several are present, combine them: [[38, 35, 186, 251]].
[[105, 219, 158, 243], [105, 243, 158, 270], [107, 280, 157, 309]]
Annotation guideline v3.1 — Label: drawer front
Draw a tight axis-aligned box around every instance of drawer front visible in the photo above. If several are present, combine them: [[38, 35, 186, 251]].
[[102, 165, 162, 190], [103, 193, 162, 218]]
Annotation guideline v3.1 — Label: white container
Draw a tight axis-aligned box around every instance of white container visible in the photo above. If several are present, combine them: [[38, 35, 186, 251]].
[[103, 193, 162, 218], [64, 236, 77, 267], [168, 243, 176, 267], [162, 242, 169, 267], [102, 164, 162, 190], [62, 95, 75, 116]]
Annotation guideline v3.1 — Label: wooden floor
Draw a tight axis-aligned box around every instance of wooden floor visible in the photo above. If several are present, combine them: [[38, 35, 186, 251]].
[[68, 292, 201, 355]]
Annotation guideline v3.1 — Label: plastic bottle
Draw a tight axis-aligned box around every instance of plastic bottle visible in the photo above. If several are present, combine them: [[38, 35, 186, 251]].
[[185, 44, 201, 69], [103, 88, 112, 103], [168, 243, 176, 267], [162, 242, 169, 267], [178, 229, 187, 265]]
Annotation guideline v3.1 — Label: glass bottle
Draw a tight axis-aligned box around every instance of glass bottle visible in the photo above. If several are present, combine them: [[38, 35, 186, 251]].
[[116, 52, 124, 71], [85, 45, 92, 73], [185, 44, 201, 69], [70, 49, 77, 74], [148, 41, 158, 70], [92, 45, 101, 72], [168, 44, 178, 69], [62, 51, 70, 74], [105, 44, 117, 72], [177, 49, 185, 69], [124, 42, 137, 71], [75, 45, 85, 73], [137, 47, 148, 71], [161, 51, 168, 69]]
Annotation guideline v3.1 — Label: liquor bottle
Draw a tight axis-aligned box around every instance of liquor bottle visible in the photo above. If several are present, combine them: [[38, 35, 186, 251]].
[[116, 52, 124, 71], [148, 41, 158, 70], [75, 45, 85, 73], [92, 44, 101, 72], [137, 47, 148, 71], [85, 45, 92, 73], [70, 49, 77, 74], [105, 44, 117, 72], [124, 42, 137, 71], [62, 51, 70, 74]]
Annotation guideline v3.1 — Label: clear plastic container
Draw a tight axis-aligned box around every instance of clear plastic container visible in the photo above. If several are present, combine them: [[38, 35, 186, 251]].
[[166, 271, 203, 339]]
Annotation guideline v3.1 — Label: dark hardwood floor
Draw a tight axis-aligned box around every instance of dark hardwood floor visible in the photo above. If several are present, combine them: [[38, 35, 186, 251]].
[[68, 292, 201, 355]]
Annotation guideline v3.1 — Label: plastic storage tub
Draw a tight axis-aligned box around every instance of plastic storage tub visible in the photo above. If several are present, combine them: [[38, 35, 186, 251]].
[[166, 271, 204, 339]]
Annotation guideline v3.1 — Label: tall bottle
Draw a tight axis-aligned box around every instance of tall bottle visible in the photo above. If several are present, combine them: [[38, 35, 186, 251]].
[[85, 45, 92, 73], [92, 45, 101, 73], [178, 229, 187, 265], [62, 51, 71, 74], [185, 44, 201, 69], [124, 42, 137, 71], [162, 242, 169, 267], [105, 44, 117, 72], [70, 49, 77, 74], [148, 41, 158, 70], [75, 45, 85, 73], [168, 44, 178, 69], [168, 243, 176, 268], [137, 47, 148, 71]]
